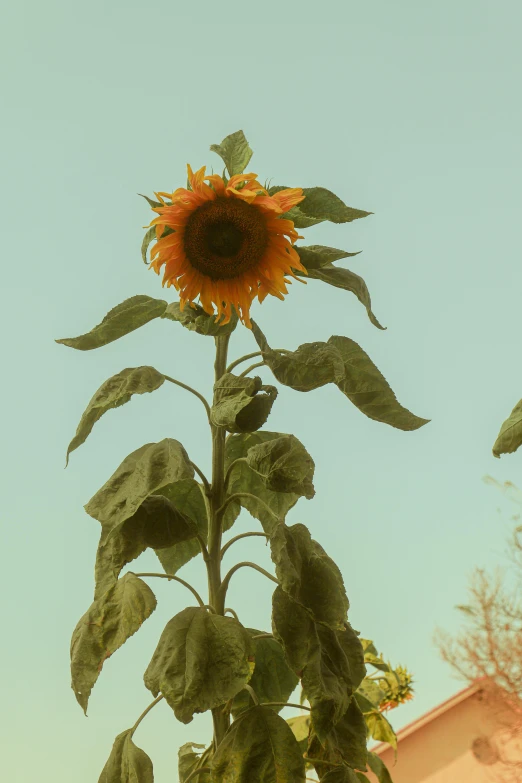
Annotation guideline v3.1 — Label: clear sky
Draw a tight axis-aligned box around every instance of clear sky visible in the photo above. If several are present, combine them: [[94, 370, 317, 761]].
[[2, 1, 522, 780]]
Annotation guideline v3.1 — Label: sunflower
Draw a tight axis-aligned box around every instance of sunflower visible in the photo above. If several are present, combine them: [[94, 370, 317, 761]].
[[146, 165, 307, 328]]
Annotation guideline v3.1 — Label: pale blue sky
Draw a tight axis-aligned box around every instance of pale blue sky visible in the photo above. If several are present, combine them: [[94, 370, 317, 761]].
[[2, 1, 522, 780]]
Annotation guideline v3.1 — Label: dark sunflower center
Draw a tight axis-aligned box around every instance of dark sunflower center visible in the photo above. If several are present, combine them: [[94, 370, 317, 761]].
[[183, 197, 269, 280]]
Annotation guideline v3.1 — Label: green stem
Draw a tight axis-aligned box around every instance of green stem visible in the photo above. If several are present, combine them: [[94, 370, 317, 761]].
[[218, 561, 279, 605], [163, 374, 211, 419], [129, 695, 163, 738], [226, 349, 290, 374], [238, 360, 265, 378], [133, 573, 205, 607], [223, 457, 248, 491], [216, 492, 281, 524], [220, 531, 269, 559], [208, 333, 231, 748]]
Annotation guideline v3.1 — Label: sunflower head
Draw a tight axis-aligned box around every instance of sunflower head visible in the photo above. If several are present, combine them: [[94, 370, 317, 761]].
[[379, 666, 415, 712], [145, 165, 307, 328]]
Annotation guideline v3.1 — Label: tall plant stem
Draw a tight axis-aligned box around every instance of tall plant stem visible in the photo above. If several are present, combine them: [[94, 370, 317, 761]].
[[208, 332, 231, 748]]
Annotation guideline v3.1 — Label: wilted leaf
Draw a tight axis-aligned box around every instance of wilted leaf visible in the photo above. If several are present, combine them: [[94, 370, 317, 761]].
[[367, 752, 393, 783], [98, 729, 154, 783], [299, 262, 385, 331], [85, 439, 194, 530], [360, 640, 390, 673], [153, 479, 209, 575], [493, 398, 522, 458], [71, 573, 157, 713], [144, 607, 254, 724], [356, 679, 385, 710], [364, 710, 397, 751], [225, 432, 301, 534], [232, 630, 299, 716], [287, 714, 311, 756], [66, 367, 166, 464], [141, 226, 158, 265], [294, 245, 360, 271], [56, 295, 167, 351], [210, 129, 253, 176], [308, 698, 368, 773], [269, 185, 371, 228], [178, 742, 212, 783], [252, 323, 429, 432], [272, 588, 365, 742], [270, 524, 348, 628], [212, 705, 305, 783], [211, 373, 277, 433], [163, 301, 238, 337], [245, 436, 315, 498]]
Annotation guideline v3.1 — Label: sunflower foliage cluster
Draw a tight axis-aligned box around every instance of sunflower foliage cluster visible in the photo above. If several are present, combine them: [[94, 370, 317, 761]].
[[58, 130, 425, 783]]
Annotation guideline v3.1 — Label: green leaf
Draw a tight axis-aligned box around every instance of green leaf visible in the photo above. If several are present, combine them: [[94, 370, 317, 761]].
[[211, 373, 278, 433], [225, 432, 301, 534], [212, 705, 305, 783], [141, 226, 158, 264], [367, 752, 393, 783], [364, 711, 397, 751], [66, 367, 166, 465], [71, 573, 157, 714], [294, 245, 361, 271], [56, 295, 167, 351], [85, 439, 194, 530], [308, 698, 368, 773], [493, 398, 522, 457], [136, 494, 197, 550], [178, 743, 212, 783], [286, 713, 311, 756], [143, 607, 254, 724], [210, 130, 253, 176], [153, 479, 209, 575], [231, 630, 299, 716], [299, 262, 385, 331], [252, 323, 429, 432], [272, 588, 366, 742], [268, 185, 371, 228], [98, 729, 154, 783], [320, 769, 364, 783], [356, 679, 386, 710], [245, 436, 315, 499], [138, 193, 163, 208], [163, 301, 238, 337], [360, 639, 390, 673], [93, 508, 149, 601], [269, 524, 348, 628]]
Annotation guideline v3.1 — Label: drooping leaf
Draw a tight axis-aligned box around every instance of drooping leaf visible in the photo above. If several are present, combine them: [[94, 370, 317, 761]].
[[153, 478, 209, 575], [367, 752, 393, 783], [178, 743, 212, 783], [356, 679, 386, 710], [98, 729, 154, 783], [56, 295, 167, 351], [298, 262, 385, 331], [272, 588, 365, 742], [93, 509, 149, 601], [307, 699, 367, 776], [212, 705, 305, 783], [493, 398, 522, 458], [269, 524, 348, 628], [286, 714, 311, 756], [364, 710, 397, 751], [137, 494, 197, 550], [225, 432, 301, 534], [320, 769, 363, 783], [163, 301, 238, 337], [245, 436, 315, 498], [360, 640, 390, 673], [211, 373, 277, 433], [210, 130, 253, 176], [252, 323, 429, 432], [231, 630, 299, 716], [294, 245, 361, 271], [71, 573, 157, 714], [66, 367, 166, 464], [144, 607, 254, 724], [141, 226, 158, 264], [85, 439, 194, 530], [268, 185, 371, 228]]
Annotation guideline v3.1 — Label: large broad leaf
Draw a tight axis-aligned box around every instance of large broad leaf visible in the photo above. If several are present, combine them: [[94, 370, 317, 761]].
[[210, 129, 253, 176], [153, 479, 209, 575], [307, 699, 368, 773], [85, 439, 194, 530], [493, 398, 522, 458], [270, 524, 348, 628], [320, 769, 364, 783], [144, 607, 254, 724], [71, 573, 157, 713], [252, 323, 429, 432], [212, 705, 305, 783], [245, 436, 315, 498], [231, 629, 299, 716], [211, 373, 277, 433], [268, 185, 371, 228], [163, 301, 238, 337], [56, 295, 168, 351], [66, 367, 165, 464], [367, 752, 393, 783], [364, 711, 397, 751], [225, 432, 301, 534], [356, 679, 386, 710], [178, 742, 212, 783], [272, 588, 365, 742], [98, 729, 153, 783]]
